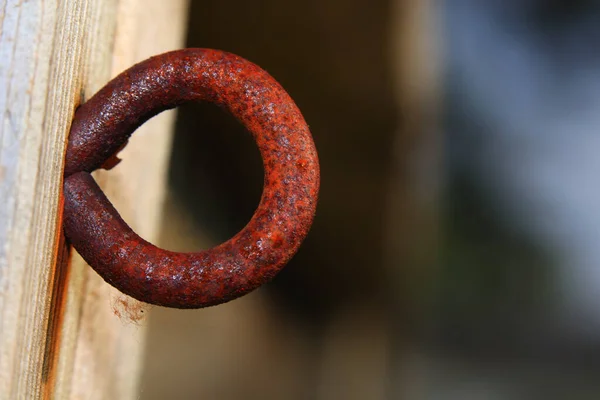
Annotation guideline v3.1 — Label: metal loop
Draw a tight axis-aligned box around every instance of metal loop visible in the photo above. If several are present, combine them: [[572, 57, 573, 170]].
[[63, 49, 319, 309]]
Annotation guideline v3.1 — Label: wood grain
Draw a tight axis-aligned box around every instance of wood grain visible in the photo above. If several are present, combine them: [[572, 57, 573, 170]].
[[0, 0, 188, 398]]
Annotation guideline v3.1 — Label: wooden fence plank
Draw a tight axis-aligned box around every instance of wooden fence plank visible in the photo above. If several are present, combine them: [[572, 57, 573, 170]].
[[0, 1, 188, 398]]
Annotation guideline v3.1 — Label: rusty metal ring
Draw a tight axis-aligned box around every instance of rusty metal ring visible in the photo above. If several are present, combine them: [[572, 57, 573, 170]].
[[63, 49, 319, 309]]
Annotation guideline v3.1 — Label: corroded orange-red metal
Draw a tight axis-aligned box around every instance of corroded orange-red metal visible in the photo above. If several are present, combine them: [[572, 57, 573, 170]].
[[63, 49, 319, 309]]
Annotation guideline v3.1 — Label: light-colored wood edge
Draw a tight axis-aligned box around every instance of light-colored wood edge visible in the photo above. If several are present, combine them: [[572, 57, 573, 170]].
[[1, 1, 90, 397], [53, 1, 189, 399]]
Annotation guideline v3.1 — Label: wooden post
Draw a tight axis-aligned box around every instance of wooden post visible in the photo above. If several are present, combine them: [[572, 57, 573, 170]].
[[387, 0, 440, 397], [0, 1, 188, 398]]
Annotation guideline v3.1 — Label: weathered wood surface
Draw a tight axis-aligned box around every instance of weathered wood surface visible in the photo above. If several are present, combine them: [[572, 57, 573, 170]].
[[0, 0, 188, 398]]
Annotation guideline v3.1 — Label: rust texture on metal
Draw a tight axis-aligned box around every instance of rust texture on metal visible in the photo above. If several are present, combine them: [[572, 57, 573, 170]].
[[63, 49, 320, 309]]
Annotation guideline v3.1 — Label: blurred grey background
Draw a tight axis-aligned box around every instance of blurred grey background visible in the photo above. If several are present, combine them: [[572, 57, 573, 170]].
[[139, 0, 600, 399]]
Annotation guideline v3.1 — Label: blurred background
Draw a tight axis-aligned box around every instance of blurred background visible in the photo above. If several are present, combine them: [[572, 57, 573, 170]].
[[137, 0, 600, 398]]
